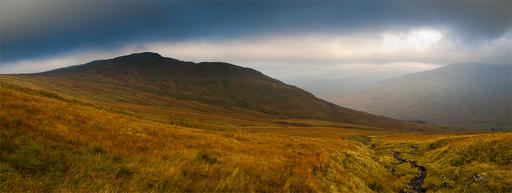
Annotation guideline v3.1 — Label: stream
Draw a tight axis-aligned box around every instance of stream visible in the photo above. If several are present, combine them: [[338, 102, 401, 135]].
[[393, 150, 427, 193]]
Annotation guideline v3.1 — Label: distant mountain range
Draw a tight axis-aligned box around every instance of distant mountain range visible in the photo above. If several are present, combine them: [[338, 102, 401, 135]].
[[335, 63, 511, 129], [1, 52, 433, 131]]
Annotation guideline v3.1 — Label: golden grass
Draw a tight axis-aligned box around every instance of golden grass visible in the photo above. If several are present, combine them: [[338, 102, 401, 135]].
[[1, 80, 511, 192]]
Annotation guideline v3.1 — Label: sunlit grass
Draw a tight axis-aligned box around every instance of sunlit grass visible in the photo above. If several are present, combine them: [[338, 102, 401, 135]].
[[1, 80, 510, 192]]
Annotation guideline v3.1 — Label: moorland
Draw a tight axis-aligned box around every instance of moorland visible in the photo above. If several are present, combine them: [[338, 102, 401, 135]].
[[1, 53, 510, 192]]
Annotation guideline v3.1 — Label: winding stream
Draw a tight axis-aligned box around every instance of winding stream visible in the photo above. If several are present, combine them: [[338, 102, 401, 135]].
[[393, 151, 427, 193]]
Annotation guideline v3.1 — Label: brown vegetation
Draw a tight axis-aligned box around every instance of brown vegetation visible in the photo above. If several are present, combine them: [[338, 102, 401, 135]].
[[0, 55, 509, 192], [1, 78, 510, 192]]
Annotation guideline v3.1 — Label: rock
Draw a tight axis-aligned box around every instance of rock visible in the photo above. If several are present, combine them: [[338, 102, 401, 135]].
[[472, 173, 486, 182]]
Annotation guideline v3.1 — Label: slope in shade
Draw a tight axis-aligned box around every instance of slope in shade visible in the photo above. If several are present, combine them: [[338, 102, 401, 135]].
[[5, 52, 432, 131]]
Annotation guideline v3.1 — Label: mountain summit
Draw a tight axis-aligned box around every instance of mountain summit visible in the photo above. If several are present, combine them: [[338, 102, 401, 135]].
[[39, 52, 326, 118]]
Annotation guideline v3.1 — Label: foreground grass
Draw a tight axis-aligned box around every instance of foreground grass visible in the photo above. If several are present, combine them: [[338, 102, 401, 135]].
[[1, 81, 511, 192], [0, 82, 396, 192]]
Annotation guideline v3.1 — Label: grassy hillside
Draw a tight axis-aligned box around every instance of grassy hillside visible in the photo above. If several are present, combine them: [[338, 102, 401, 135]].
[[1, 52, 433, 131], [336, 63, 511, 130], [1, 53, 507, 192], [1, 80, 510, 192]]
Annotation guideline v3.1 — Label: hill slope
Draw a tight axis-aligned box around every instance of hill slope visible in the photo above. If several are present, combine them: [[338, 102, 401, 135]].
[[1, 52, 432, 131], [335, 63, 512, 129], [2, 54, 510, 192], [1, 75, 510, 192]]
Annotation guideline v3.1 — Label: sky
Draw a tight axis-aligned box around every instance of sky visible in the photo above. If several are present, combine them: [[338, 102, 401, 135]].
[[1, 1, 511, 83]]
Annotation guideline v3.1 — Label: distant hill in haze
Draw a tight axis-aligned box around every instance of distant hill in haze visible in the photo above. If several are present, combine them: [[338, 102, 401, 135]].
[[335, 63, 512, 129], [1, 52, 433, 131], [286, 71, 406, 101]]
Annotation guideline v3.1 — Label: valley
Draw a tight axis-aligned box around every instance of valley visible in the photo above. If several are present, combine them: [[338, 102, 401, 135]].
[[0, 54, 510, 192], [2, 2, 511, 192]]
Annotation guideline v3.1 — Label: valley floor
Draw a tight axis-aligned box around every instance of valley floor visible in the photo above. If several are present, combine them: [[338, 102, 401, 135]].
[[1, 80, 511, 192]]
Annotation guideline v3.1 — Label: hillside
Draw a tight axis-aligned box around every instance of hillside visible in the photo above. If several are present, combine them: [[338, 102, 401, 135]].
[[335, 63, 512, 129], [1, 76, 511, 192], [0, 52, 433, 131]]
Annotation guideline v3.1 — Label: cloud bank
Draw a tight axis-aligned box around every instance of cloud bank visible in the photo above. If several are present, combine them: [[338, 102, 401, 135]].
[[2, 28, 510, 80], [0, 1, 510, 81]]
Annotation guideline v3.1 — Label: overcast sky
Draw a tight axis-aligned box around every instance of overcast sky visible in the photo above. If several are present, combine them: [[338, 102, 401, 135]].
[[1, 1, 510, 81]]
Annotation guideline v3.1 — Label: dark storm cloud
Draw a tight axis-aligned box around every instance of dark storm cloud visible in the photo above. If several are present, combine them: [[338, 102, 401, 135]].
[[1, 1, 510, 64]]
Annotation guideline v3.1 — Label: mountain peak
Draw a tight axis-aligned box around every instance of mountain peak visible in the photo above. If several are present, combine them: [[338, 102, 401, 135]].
[[116, 52, 163, 59]]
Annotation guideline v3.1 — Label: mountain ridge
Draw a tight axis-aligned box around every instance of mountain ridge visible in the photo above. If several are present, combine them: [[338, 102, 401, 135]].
[[1, 52, 437, 132]]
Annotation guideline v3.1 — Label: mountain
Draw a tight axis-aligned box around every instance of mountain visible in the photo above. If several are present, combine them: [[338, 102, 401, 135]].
[[3, 69, 510, 192], [335, 63, 512, 129], [1, 52, 433, 131], [3, 53, 510, 193]]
